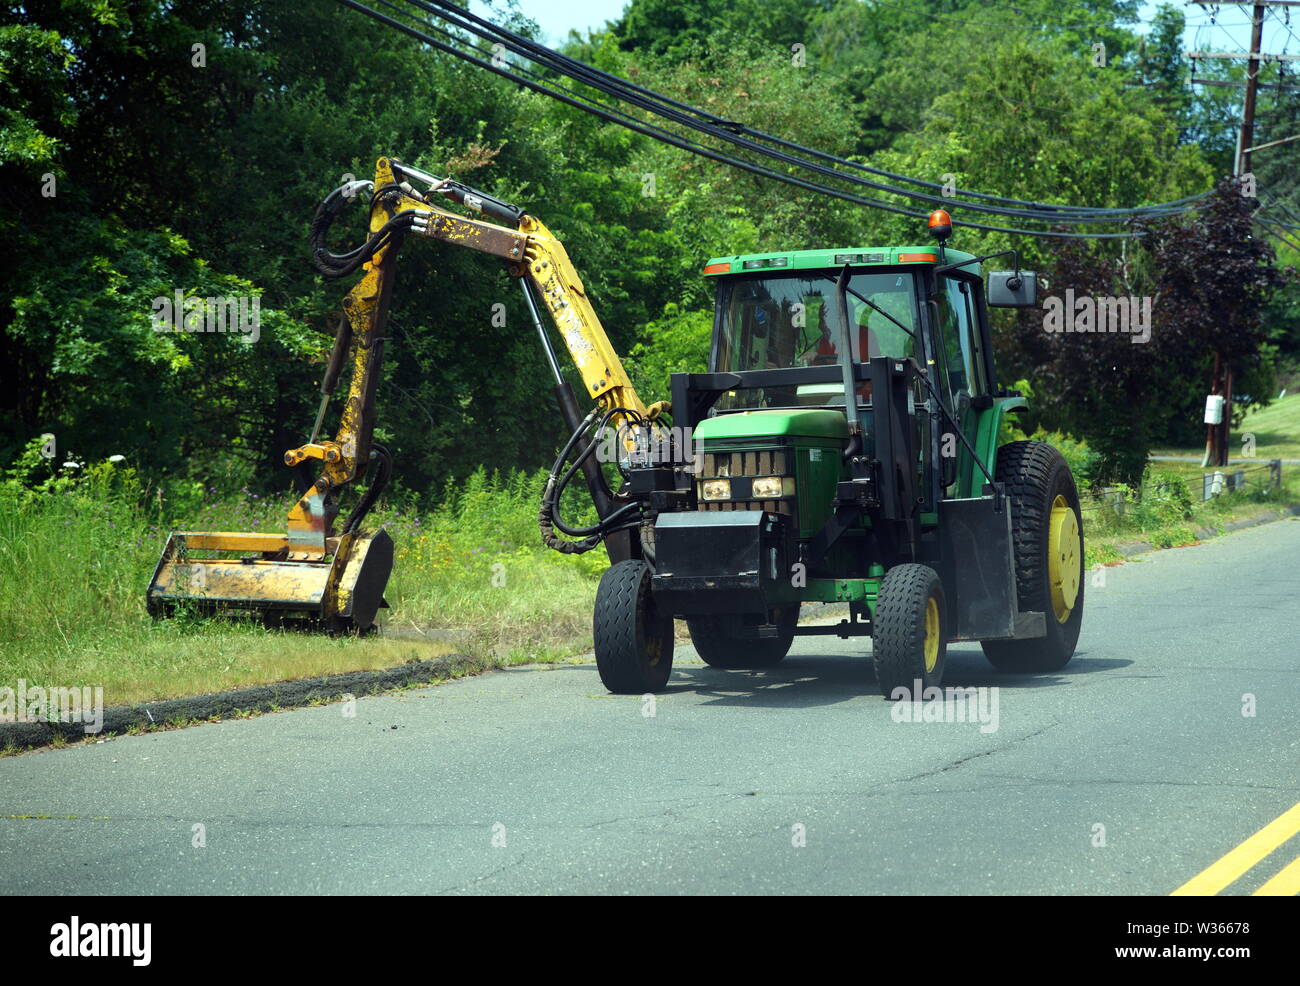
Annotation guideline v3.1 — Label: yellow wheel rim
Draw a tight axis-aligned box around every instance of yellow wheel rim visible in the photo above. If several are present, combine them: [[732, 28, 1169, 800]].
[[923, 596, 940, 673], [1047, 494, 1081, 624]]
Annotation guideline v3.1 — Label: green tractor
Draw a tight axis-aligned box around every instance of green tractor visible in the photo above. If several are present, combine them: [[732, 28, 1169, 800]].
[[588, 212, 1084, 699]]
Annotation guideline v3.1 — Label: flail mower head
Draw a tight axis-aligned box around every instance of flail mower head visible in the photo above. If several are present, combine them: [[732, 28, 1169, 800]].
[[146, 527, 393, 631]]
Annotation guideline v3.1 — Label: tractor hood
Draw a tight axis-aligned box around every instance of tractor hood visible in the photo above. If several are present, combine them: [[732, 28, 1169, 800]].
[[694, 409, 849, 442]]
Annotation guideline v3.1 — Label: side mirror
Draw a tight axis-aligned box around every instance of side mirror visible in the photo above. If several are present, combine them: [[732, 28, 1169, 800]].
[[987, 271, 1037, 308]]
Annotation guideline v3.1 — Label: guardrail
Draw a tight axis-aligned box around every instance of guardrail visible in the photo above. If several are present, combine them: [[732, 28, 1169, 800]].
[[1077, 459, 1283, 516]]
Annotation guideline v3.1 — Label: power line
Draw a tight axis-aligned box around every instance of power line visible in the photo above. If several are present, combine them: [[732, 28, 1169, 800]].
[[1254, 216, 1300, 254], [335, 0, 980, 230], [1191, 76, 1300, 87], [1186, 1, 1299, 174], [345, 0, 1214, 239], [410, 0, 1159, 220], [1185, 49, 1300, 58], [418, 0, 1210, 222], [1277, 10, 1300, 48]]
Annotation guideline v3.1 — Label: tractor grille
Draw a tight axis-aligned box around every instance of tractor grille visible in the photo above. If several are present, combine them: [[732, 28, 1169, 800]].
[[697, 448, 795, 524]]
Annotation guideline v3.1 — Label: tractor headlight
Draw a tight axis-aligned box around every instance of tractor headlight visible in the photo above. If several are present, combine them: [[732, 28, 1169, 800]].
[[751, 476, 783, 499], [700, 479, 732, 501]]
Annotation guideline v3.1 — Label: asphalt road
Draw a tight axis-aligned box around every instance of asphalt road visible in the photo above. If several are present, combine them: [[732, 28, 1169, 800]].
[[2, 518, 1298, 895]]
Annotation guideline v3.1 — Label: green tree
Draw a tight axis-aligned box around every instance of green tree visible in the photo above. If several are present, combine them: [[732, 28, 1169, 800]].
[[613, 0, 834, 60], [1005, 181, 1281, 485]]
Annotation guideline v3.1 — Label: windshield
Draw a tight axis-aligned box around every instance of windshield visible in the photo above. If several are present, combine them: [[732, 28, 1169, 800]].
[[712, 270, 921, 410]]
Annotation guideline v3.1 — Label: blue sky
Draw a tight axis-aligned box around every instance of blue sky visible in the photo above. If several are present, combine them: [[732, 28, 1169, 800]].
[[1160, 1, 1298, 60], [469, 0, 626, 43]]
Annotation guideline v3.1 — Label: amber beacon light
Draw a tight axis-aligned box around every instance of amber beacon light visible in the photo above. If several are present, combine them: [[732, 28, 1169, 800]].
[[927, 209, 953, 243]]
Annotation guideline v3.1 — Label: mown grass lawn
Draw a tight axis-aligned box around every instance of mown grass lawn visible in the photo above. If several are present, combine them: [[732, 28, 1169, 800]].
[[1150, 392, 1300, 461]]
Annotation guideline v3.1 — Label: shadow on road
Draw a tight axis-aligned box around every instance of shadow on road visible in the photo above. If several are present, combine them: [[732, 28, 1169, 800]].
[[649, 646, 1131, 709]]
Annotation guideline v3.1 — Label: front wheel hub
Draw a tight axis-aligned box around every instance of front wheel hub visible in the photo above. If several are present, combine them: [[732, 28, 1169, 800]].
[[923, 596, 940, 673], [1047, 494, 1081, 623]]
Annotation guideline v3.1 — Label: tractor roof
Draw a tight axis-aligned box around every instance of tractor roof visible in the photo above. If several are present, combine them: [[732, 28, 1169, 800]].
[[703, 246, 978, 276]]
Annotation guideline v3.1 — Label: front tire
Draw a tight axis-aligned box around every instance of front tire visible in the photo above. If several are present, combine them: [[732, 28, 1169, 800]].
[[687, 606, 799, 669], [593, 559, 674, 693], [981, 441, 1084, 673], [873, 564, 946, 699]]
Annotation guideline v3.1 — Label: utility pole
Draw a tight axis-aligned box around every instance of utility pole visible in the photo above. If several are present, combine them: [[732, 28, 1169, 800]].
[[1239, 4, 1267, 177], [1186, 1, 1292, 467]]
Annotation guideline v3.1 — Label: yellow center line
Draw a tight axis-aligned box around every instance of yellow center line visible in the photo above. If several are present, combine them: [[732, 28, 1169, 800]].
[[1171, 800, 1300, 896], [1253, 855, 1300, 896]]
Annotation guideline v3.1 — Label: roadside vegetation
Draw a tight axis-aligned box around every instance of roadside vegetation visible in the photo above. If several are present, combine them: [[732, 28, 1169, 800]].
[[4, 423, 1296, 707], [0, 449, 598, 706], [2, 1, 1297, 707], [1081, 469, 1298, 566]]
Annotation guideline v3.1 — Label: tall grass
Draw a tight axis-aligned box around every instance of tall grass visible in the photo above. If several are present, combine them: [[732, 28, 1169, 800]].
[[1080, 464, 1298, 565], [4, 437, 1293, 704], [373, 468, 606, 654], [0, 450, 608, 704]]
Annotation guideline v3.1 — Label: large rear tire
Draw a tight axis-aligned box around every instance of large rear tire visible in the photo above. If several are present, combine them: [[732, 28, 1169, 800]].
[[686, 606, 799, 669], [981, 441, 1084, 673], [873, 564, 946, 699], [593, 559, 674, 693]]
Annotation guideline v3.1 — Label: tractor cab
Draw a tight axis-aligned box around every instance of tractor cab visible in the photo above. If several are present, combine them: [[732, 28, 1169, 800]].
[[703, 245, 991, 458], [710, 262, 923, 403]]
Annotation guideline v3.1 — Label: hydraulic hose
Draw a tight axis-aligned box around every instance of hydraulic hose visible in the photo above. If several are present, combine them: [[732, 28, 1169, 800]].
[[539, 408, 647, 553], [309, 180, 427, 279], [343, 443, 393, 535]]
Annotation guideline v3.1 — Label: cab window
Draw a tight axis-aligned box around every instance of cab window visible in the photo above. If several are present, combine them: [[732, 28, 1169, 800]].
[[934, 277, 983, 402], [713, 270, 921, 410]]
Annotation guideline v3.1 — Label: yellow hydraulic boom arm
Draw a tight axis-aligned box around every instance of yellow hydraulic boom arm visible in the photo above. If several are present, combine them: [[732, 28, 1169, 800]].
[[147, 157, 665, 630], [285, 156, 666, 546]]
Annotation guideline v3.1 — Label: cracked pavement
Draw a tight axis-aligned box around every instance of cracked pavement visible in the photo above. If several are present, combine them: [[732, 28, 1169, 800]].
[[1, 518, 1298, 894]]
